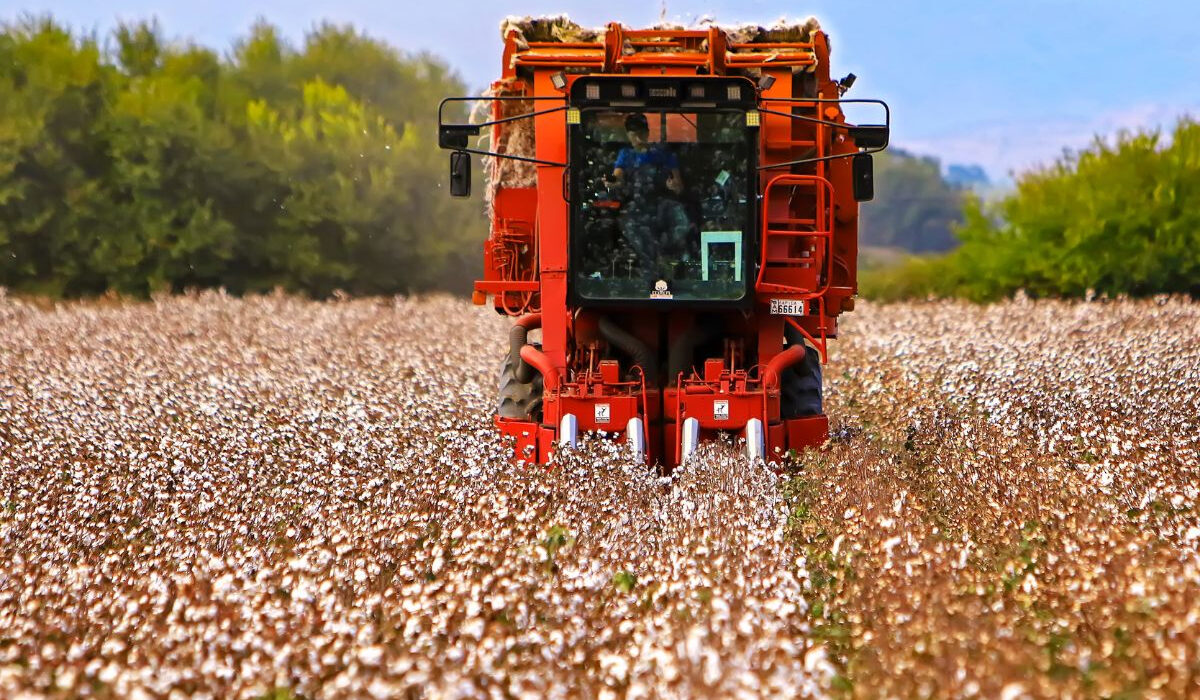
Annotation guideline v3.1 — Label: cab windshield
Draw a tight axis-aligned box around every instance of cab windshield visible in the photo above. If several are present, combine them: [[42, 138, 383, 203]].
[[572, 110, 752, 302]]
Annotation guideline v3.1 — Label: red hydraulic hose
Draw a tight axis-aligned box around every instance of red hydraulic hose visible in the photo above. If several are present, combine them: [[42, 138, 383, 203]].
[[515, 313, 542, 330], [520, 344, 560, 392], [763, 344, 806, 389], [511, 313, 544, 383]]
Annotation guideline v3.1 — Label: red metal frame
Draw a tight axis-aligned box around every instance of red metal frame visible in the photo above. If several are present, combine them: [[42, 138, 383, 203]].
[[756, 173, 835, 297], [473, 22, 871, 466]]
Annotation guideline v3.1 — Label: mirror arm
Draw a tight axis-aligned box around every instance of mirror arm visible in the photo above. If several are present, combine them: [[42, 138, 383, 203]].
[[755, 96, 890, 170], [469, 104, 569, 130], [757, 96, 891, 129], [438, 97, 569, 162], [758, 145, 886, 171], [451, 147, 565, 168], [757, 106, 857, 131], [437, 95, 566, 125]]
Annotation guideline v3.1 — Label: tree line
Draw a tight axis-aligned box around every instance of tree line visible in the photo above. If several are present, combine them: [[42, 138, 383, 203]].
[[0, 16, 481, 297], [863, 119, 1200, 301], [1, 15, 1191, 301]]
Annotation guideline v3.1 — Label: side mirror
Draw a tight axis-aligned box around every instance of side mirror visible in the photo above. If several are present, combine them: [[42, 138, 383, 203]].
[[849, 124, 889, 149], [852, 153, 874, 202], [449, 151, 471, 198], [439, 124, 480, 150]]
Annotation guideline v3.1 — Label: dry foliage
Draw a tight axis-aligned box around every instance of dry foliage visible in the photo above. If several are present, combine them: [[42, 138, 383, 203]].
[[0, 293, 1197, 698]]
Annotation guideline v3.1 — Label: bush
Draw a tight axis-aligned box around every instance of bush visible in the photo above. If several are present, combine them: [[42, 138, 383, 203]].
[[0, 16, 483, 298], [862, 119, 1200, 301]]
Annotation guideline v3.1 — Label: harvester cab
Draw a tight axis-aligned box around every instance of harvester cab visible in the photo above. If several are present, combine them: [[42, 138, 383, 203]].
[[569, 77, 757, 307], [438, 19, 888, 467]]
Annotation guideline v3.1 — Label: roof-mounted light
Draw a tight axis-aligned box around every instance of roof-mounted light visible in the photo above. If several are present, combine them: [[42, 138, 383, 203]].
[[585, 83, 600, 100]]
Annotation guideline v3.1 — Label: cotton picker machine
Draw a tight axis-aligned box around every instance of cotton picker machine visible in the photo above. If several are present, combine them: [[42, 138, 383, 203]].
[[438, 17, 888, 466]]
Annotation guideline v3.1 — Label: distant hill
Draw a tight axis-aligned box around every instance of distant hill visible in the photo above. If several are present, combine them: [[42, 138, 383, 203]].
[[859, 149, 968, 254], [945, 163, 991, 189]]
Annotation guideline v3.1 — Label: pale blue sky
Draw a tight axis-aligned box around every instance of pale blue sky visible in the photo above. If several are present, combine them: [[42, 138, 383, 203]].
[[6, 0, 1200, 180]]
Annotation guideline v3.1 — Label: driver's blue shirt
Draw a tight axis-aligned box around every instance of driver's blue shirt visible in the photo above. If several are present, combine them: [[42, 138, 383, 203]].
[[614, 146, 678, 173]]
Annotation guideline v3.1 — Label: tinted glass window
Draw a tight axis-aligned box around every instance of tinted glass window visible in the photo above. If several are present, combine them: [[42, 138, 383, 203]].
[[573, 110, 751, 302]]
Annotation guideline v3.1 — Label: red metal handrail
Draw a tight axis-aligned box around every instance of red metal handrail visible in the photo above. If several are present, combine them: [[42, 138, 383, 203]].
[[755, 173, 835, 299]]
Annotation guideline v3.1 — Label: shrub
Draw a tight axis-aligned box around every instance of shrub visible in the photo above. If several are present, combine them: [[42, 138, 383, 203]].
[[0, 16, 483, 297], [862, 119, 1200, 301]]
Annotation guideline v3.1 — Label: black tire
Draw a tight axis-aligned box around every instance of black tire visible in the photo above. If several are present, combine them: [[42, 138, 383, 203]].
[[497, 344, 544, 421], [780, 328, 823, 419]]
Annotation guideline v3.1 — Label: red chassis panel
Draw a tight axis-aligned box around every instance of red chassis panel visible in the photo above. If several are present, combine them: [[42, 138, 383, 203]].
[[498, 412, 828, 466], [498, 354, 829, 466]]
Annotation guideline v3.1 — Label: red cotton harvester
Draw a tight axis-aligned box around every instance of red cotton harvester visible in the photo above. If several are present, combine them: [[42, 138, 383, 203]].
[[438, 17, 889, 467]]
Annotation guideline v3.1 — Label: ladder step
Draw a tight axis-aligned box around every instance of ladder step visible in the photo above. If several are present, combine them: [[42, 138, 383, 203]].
[[756, 283, 815, 294], [765, 229, 830, 237], [767, 217, 817, 226]]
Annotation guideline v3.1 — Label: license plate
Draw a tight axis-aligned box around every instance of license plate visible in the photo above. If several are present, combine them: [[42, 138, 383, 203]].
[[769, 299, 805, 316]]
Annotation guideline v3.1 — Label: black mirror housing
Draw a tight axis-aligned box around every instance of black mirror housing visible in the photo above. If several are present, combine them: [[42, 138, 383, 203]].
[[852, 153, 874, 202], [849, 124, 889, 149], [449, 151, 471, 198], [439, 124, 481, 150]]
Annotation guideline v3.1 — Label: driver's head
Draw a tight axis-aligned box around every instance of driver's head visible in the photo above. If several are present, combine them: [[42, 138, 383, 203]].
[[624, 113, 649, 150]]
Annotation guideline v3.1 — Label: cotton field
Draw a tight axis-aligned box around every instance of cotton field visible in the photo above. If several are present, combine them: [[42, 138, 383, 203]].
[[0, 293, 1197, 698]]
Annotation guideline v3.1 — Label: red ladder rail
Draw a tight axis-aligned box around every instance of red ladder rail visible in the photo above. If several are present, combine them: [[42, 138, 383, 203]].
[[755, 174, 835, 298]]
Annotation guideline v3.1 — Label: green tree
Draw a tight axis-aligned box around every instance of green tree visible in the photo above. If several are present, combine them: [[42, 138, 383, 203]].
[[0, 17, 116, 295], [226, 21, 297, 111], [0, 15, 485, 297], [113, 19, 162, 78], [863, 120, 1200, 301], [87, 42, 237, 295]]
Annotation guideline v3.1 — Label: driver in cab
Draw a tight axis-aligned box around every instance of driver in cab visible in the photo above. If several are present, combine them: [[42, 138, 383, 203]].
[[609, 113, 684, 196], [604, 113, 690, 280]]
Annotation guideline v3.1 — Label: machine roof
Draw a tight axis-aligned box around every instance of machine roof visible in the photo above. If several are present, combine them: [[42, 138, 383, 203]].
[[498, 15, 825, 76]]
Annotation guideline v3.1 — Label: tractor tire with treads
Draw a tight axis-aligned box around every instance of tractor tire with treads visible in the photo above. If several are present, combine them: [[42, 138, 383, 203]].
[[780, 328, 823, 419], [497, 345, 544, 421]]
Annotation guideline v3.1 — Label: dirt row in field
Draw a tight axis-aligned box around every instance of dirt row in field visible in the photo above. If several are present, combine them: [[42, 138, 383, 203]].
[[0, 292, 1197, 698]]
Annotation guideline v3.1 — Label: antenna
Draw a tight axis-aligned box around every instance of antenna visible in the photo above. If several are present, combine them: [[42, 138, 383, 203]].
[[659, 0, 667, 24]]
